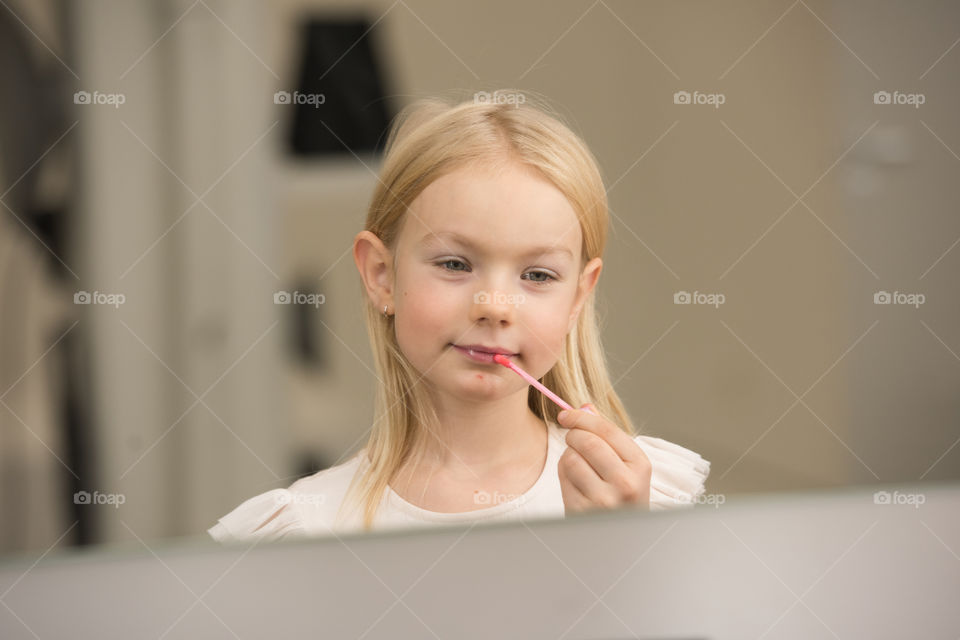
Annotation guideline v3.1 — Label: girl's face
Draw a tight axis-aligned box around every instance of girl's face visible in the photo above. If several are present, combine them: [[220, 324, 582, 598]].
[[387, 160, 602, 404]]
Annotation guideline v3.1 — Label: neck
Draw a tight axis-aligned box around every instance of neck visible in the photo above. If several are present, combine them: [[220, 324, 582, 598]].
[[417, 388, 547, 476]]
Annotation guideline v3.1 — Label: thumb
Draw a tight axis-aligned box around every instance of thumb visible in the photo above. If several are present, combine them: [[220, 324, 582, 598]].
[[581, 402, 598, 415]]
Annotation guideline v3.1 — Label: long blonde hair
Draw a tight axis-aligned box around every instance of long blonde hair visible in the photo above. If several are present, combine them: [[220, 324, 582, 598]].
[[338, 91, 638, 531]]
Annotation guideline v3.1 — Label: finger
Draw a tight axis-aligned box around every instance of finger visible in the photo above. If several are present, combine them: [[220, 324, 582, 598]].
[[560, 448, 618, 508], [557, 407, 644, 464], [559, 464, 591, 512], [565, 427, 629, 486]]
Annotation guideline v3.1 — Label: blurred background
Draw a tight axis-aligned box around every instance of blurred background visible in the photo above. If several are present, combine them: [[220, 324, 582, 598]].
[[0, 0, 957, 555]]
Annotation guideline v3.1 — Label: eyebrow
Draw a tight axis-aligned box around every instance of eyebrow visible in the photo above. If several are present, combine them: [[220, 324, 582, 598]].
[[418, 232, 574, 259]]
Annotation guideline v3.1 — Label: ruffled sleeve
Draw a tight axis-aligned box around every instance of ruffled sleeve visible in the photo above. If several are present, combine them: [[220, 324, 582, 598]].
[[633, 435, 711, 510], [207, 488, 307, 543]]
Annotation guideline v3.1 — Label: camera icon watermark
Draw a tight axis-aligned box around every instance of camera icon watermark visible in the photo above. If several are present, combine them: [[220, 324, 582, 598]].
[[274, 290, 325, 308], [74, 90, 126, 108], [873, 90, 924, 108], [274, 90, 325, 108], [873, 290, 924, 308], [74, 290, 126, 309], [673, 90, 725, 109], [674, 290, 725, 308], [74, 490, 126, 508], [474, 290, 526, 308], [473, 90, 526, 107], [873, 490, 924, 508]]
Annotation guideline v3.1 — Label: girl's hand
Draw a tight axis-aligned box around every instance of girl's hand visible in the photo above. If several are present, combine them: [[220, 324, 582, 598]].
[[557, 403, 652, 514]]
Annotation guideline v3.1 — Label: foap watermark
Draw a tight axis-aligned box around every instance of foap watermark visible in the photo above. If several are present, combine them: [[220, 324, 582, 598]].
[[274, 90, 325, 108], [74, 290, 125, 308], [674, 492, 725, 508], [673, 90, 725, 108], [74, 490, 126, 508], [873, 490, 924, 508], [873, 90, 925, 108], [273, 492, 326, 507], [474, 489, 523, 506], [74, 90, 126, 108], [674, 290, 725, 308], [874, 290, 925, 308], [274, 290, 325, 308], [474, 90, 526, 107], [474, 290, 525, 308]]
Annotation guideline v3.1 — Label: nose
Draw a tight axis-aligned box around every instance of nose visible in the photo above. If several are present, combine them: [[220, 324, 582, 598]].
[[470, 284, 520, 324]]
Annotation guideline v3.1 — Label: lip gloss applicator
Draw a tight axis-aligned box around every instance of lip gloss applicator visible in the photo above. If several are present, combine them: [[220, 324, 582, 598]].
[[492, 354, 597, 416]]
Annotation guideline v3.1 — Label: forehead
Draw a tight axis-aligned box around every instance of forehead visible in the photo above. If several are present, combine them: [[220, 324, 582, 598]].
[[401, 161, 582, 258]]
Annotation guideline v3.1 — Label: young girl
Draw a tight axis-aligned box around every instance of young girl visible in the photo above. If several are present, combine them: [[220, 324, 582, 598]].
[[208, 92, 710, 543]]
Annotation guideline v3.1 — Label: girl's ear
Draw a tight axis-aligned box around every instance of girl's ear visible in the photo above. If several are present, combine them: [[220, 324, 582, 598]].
[[353, 230, 395, 310], [568, 257, 602, 333]]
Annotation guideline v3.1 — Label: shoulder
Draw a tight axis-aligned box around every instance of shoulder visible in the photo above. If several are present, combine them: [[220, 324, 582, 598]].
[[207, 453, 366, 544], [631, 434, 711, 510], [207, 487, 304, 544]]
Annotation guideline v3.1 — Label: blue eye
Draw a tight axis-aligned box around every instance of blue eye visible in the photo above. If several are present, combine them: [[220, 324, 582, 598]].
[[522, 271, 556, 284], [437, 259, 468, 272]]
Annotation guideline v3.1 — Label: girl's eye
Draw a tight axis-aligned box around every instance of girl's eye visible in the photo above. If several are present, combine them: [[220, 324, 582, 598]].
[[437, 259, 469, 272], [434, 260, 556, 285], [522, 270, 556, 284]]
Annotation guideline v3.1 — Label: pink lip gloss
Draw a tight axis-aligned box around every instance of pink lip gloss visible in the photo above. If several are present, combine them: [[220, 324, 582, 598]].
[[492, 354, 596, 416]]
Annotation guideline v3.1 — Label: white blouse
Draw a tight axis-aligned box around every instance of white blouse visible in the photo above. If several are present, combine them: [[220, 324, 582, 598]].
[[208, 421, 711, 543]]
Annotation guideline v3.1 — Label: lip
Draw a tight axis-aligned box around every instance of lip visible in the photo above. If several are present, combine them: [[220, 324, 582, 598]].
[[451, 343, 518, 364]]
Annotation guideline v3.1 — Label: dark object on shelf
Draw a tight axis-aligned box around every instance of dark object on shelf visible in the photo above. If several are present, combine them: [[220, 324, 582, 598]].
[[282, 277, 326, 370], [286, 17, 393, 156]]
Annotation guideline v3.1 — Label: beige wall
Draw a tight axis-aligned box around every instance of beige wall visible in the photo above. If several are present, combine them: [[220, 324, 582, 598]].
[[65, 0, 958, 545], [267, 0, 960, 501]]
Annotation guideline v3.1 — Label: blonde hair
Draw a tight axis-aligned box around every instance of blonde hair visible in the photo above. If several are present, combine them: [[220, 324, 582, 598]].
[[337, 90, 638, 531]]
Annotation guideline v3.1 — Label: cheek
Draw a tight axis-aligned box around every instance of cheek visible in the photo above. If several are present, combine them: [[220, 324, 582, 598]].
[[535, 315, 569, 352], [523, 295, 574, 353], [394, 275, 454, 348]]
